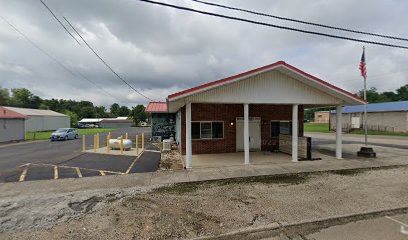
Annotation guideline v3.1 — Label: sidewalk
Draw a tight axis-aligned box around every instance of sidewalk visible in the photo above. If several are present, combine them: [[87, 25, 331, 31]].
[[1, 153, 406, 198]]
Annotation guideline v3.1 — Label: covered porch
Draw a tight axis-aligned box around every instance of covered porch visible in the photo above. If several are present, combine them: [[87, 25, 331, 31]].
[[166, 61, 366, 169]]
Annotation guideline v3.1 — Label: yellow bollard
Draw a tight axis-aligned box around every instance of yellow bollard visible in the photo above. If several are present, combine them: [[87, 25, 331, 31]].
[[93, 135, 97, 152], [106, 135, 110, 153], [120, 136, 124, 155], [136, 135, 139, 156], [96, 133, 100, 149], [82, 135, 85, 152], [125, 133, 128, 140], [142, 133, 144, 150]]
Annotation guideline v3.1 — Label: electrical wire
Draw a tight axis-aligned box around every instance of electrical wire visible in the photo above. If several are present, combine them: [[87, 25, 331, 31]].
[[137, 0, 408, 50], [39, 0, 81, 45], [188, 0, 408, 42], [0, 16, 123, 103], [63, 16, 155, 101]]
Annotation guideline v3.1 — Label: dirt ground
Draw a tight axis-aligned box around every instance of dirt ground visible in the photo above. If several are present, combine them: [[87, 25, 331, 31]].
[[1, 166, 407, 239]]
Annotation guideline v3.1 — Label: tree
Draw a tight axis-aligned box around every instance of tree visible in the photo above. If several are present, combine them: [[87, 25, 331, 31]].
[[64, 110, 79, 127], [131, 105, 147, 125], [78, 106, 96, 118], [110, 103, 120, 117], [0, 87, 10, 106], [9, 88, 40, 108], [396, 84, 408, 100], [95, 106, 108, 118], [118, 106, 130, 116]]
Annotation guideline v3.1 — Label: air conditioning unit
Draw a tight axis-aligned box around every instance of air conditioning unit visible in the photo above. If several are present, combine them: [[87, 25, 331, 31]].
[[163, 139, 172, 151]]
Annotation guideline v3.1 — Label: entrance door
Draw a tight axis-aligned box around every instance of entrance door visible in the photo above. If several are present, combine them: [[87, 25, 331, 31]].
[[236, 118, 261, 151]]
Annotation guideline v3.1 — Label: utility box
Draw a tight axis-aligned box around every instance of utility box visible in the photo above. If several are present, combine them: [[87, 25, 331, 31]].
[[163, 139, 172, 151]]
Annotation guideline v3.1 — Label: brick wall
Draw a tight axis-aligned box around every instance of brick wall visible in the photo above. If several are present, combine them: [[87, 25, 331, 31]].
[[180, 103, 304, 155]]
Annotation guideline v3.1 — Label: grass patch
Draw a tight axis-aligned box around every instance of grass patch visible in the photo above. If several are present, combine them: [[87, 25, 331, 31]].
[[330, 169, 368, 176], [350, 130, 408, 137], [25, 128, 116, 140], [154, 173, 310, 194], [304, 123, 330, 133]]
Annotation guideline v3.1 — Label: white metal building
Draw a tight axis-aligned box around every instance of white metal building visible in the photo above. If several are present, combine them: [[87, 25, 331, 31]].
[[330, 101, 408, 132], [0, 106, 26, 142], [4, 107, 70, 132]]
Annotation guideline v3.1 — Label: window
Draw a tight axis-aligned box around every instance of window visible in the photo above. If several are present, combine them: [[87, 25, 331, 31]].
[[191, 121, 224, 139]]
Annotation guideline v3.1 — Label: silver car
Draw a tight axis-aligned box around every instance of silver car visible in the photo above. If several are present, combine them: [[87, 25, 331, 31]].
[[50, 128, 79, 141]]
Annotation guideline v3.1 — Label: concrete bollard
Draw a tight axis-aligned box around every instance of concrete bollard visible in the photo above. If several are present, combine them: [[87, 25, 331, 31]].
[[120, 136, 124, 155], [136, 135, 139, 156], [93, 135, 97, 152], [142, 133, 144, 150], [82, 135, 85, 152]]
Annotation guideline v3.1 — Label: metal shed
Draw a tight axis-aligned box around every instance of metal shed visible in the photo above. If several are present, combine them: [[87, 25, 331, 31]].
[[0, 106, 26, 142], [4, 107, 70, 132], [330, 101, 408, 132]]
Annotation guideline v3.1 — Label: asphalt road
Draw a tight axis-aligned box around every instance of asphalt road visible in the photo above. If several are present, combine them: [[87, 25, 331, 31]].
[[0, 127, 158, 182]]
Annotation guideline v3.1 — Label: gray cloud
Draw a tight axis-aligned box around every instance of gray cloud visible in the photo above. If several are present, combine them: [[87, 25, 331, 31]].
[[0, 0, 407, 107]]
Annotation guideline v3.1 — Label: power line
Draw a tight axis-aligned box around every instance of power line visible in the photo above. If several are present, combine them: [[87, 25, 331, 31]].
[[188, 0, 408, 42], [0, 16, 123, 103], [39, 0, 81, 45], [137, 0, 408, 50], [63, 16, 154, 101]]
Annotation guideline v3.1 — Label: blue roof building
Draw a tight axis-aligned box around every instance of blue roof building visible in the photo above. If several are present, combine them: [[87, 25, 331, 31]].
[[330, 101, 408, 133], [332, 101, 408, 114]]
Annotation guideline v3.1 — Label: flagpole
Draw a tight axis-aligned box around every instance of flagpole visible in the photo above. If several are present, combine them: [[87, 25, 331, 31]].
[[357, 46, 375, 158], [363, 46, 368, 146], [364, 70, 368, 146]]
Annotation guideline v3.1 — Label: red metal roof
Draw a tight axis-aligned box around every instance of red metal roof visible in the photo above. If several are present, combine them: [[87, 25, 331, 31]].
[[0, 106, 26, 119], [146, 102, 168, 113], [167, 61, 366, 103]]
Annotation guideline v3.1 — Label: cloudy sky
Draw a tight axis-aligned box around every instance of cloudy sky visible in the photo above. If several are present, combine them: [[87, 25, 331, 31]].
[[1, 0, 407, 107]]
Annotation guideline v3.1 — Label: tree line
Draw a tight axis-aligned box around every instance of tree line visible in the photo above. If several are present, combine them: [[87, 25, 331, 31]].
[[0, 86, 149, 126]]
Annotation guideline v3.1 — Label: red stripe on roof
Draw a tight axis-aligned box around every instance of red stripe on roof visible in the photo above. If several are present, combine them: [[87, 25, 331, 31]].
[[0, 106, 26, 118], [167, 61, 366, 103], [146, 102, 168, 113]]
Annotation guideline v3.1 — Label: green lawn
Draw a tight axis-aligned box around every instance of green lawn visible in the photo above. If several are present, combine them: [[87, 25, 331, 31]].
[[25, 128, 116, 140], [350, 130, 408, 137], [304, 123, 330, 133], [304, 123, 408, 136]]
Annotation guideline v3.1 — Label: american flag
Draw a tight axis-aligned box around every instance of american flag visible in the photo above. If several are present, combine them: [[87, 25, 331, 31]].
[[359, 47, 367, 81]]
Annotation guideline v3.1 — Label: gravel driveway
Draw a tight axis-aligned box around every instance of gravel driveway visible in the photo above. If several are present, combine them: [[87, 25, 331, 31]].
[[0, 166, 407, 239]]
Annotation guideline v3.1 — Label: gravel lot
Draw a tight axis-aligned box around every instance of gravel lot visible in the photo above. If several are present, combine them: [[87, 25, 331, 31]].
[[0, 166, 407, 239]]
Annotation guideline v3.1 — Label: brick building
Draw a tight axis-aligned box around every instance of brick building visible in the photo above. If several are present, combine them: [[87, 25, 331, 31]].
[[148, 61, 365, 168]]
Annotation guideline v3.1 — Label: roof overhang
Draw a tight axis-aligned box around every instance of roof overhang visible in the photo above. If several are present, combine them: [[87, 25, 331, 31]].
[[166, 61, 366, 112]]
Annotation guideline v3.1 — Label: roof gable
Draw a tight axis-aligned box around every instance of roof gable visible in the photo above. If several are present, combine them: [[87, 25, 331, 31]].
[[0, 106, 26, 119], [167, 61, 365, 106]]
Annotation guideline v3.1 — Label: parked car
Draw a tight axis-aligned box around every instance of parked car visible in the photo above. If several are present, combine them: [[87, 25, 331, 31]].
[[50, 128, 79, 141], [76, 123, 86, 129]]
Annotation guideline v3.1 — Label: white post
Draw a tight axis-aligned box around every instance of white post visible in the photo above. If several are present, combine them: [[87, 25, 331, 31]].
[[244, 103, 250, 165], [292, 104, 298, 162], [336, 105, 343, 159], [186, 102, 192, 168]]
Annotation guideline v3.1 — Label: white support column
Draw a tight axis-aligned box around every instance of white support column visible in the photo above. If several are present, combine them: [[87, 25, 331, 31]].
[[186, 102, 192, 168], [292, 104, 298, 162], [244, 103, 250, 165], [336, 105, 343, 159]]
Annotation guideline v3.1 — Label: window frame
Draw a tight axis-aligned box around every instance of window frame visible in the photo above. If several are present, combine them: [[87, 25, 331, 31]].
[[191, 121, 224, 140]]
